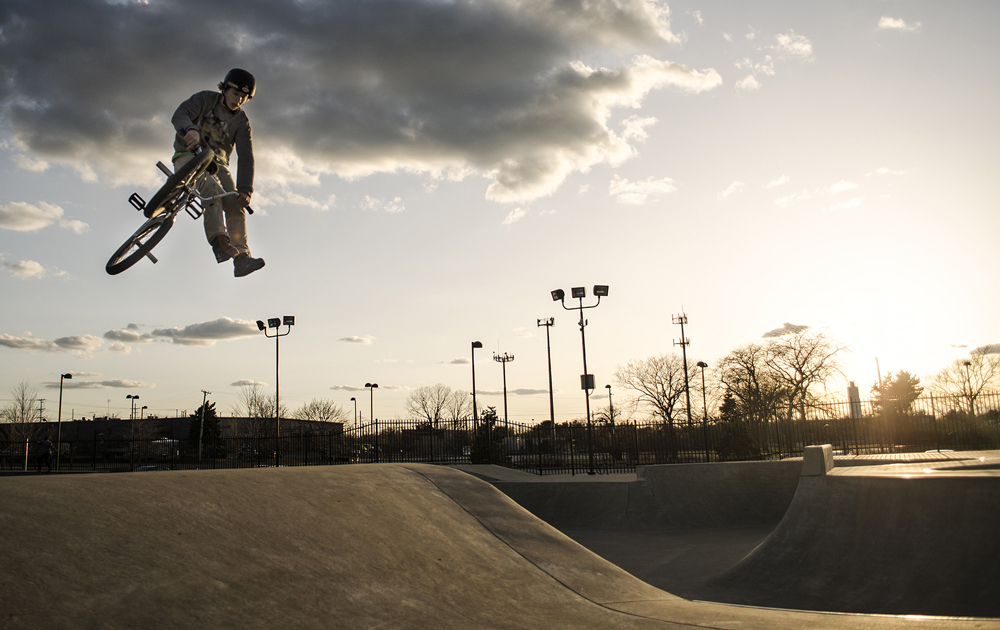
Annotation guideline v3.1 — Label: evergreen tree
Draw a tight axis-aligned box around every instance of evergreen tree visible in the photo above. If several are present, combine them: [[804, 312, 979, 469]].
[[188, 401, 221, 445]]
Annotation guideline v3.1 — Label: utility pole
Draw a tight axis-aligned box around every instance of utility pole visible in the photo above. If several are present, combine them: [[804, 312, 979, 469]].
[[37, 399, 46, 422], [493, 353, 515, 432], [673, 312, 693, 428], [199, 390, 211, 463], [537, 318, 556, 445]]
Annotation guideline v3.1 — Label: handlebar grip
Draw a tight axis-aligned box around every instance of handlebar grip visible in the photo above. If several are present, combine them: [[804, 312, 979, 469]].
[[246, 206, 254, 215]]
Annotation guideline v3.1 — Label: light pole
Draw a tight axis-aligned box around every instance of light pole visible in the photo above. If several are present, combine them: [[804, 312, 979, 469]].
[[471, 341, 483, 424], [350, 397, 357, 426], [127, 394, 139, 421], [605, 384, 614, 427], [365, 383, 378, 423], [256, 316, 295, 440], [493, 352, 514, 430], [963, 360, 975, 417], [552, 285, 608, 475], [140, 405, 147, 420], [56, 373, 72, 470], [365, 383, 378, 461], [537, 319, 556, 445], [697, 361, 709, 461]]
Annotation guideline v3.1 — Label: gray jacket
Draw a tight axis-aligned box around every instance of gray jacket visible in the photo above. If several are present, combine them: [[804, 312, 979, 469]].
[[171, 91, 255, 195]]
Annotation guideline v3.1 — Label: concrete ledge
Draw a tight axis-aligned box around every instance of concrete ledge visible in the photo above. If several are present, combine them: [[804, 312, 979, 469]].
[[801, 444, 834, 476]]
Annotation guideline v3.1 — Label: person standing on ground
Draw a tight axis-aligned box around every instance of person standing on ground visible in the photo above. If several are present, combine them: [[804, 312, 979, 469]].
[[171, 68, 265, 277], [36, 438, 53, 473]]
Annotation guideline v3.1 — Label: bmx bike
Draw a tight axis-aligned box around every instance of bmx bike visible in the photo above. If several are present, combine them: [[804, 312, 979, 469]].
[[105, 147, 252, 275]]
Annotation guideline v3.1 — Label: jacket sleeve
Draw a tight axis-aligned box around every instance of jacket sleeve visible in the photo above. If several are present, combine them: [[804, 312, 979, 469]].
[[171, 92, 211, 150], [234, 121, 255, 195]]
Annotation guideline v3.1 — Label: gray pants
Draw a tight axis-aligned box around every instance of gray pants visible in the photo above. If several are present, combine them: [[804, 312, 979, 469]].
[[173, 153, 251, 257]]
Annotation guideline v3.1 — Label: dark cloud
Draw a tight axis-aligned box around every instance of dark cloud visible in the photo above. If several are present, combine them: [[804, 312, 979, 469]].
[[762, 322, 810, 338], [148, 317, 257, 345], [0, 0, 719, 200]]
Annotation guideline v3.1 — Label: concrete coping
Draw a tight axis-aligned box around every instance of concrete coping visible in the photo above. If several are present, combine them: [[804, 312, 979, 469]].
[[802, 444, 834, 476]]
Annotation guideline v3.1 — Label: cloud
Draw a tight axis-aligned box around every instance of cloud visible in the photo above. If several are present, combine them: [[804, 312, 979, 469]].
[[950, 344, 968, 349], [330, 385, 367, 392], [609, 174, 676, 205], [734, 75, 760, 91], [0, 0, 721, 204], [824, 180, 858, 195], [0, 202, 64, 231], [502, 207, 527, 225], [108, 342, 131, 354], [735, 56, 774, 77], [762, 322, 810, 338], [104, 328, 154, 344], [0, 333, 103, 355], [774, 190, 811, 207], [2, 259, 45, 278], [45, 378, 153, 390], [621, 115, 657, 142], [361, 196, 405, 213], [446, 357, 471, 365], [340, 336, 375, 345], [717, 180, 744, 200], [867, 167, 905, 176], [878, 17, 921, 32], [765, 175, 790, 189], [772, 31, 814, 61], [688, 10, 703, 26], [149, 317, 259, 346], [231, 379, 268, 388], [511, 388, 549, 396]]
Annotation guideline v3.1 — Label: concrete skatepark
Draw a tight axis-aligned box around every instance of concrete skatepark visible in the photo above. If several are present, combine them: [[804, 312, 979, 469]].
[[1, 447, 998, 629]]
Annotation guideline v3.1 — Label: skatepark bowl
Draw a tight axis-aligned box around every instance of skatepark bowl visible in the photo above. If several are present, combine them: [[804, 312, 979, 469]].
[[1, 446, 998, 629]]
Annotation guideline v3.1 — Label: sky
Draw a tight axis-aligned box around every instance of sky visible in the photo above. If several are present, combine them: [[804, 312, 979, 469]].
[[1, 0, 998, 424]]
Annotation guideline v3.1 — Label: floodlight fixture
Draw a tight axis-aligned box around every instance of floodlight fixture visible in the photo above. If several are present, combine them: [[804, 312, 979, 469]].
[[551, 289, 565, 302], [62, 373, 73, 380], [593, 285, 609, 297], [283, 315, 295, 326], [268, 318, 281, 329], [472, 341, 483, 349], [256, 320, 265, 331], [571, 287, 586, 298]]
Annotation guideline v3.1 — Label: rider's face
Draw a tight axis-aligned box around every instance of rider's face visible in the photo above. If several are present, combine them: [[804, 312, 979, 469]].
[[223, 87, 249, 111]]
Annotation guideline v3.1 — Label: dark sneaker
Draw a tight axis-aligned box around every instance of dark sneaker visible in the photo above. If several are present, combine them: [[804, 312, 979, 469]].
[[234, 254, 265, 277], [212, 235, 239, 263]]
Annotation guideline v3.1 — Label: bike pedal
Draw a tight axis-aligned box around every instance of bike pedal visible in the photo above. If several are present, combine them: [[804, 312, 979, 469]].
[[128, 193, 146, 212]]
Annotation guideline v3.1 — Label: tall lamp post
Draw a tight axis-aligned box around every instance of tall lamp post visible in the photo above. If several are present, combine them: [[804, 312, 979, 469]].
[[696, 361, 709, 461], [605, 384, 614, 426], [350, 397, 357, 426], [471, 341, 483, 423], [256, 316, 295, 441], [365, 383, 378, 461], [552, 285, 608, 475], [56, 373, 72, 470]]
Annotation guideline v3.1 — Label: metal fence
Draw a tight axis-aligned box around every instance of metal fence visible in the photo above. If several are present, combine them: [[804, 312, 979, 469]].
[[3, 392, 999, 475]]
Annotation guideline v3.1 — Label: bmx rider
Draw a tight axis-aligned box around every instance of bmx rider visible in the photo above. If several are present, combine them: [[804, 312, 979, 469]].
[[171, 68, 265, 277]]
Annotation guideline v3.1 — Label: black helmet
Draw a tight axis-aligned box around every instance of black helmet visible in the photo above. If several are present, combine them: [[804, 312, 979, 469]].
[[221, 68, 256, 99]]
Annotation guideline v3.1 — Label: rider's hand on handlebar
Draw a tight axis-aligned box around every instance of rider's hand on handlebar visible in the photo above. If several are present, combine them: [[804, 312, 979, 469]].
[[183, 129, 201, 150], [237, 193, 252, 208]]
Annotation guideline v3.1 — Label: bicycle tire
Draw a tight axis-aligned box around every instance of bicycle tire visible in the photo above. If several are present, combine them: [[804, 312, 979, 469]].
[[143, 148, 214, 218], [105, 214, 176, 275]]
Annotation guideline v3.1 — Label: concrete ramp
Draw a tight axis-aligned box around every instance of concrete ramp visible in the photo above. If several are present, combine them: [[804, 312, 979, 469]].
[[0, 464, 993, 629], [708, 469, 1000, 617]]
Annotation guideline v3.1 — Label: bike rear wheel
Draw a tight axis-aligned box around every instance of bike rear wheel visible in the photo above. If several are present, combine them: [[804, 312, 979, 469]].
[[105, 214, 176, 275], [143, 148, 214, 218]]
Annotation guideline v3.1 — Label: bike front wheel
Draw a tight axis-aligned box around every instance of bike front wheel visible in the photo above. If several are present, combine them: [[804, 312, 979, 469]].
[[106, 214, 176, 275], [143, 148, 214, 219]]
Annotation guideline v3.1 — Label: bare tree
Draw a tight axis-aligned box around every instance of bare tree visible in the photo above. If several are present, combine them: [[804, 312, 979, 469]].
[[931, 351, 1000, 417], [614, 354, 691, 427], [717, 343, 788, 424], [294, 398, 349, 423], [443, 389, 472, 427], [763, 329, 847, 421], [405, 384, 453, 427], [1, 381, 45, 444], [230, 383, 288, 437]]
